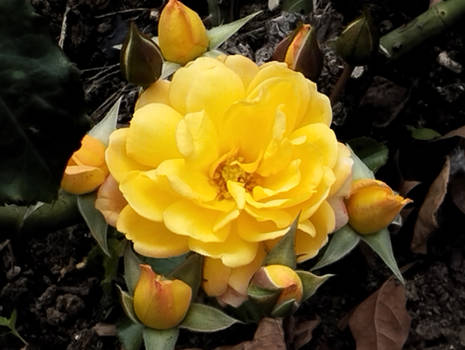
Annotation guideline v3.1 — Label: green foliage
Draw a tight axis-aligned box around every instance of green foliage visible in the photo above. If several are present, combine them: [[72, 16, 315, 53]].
[[143, 328, 179, 350], [311, 225, 361, 270], [348, 137, 389, 173], [264, 214, 299, 268], [117, 319, 143, 350], [180, 303, 241, 332], [297, 270, 333, 302], [0, 0, 89, 204], [169, 254, 203, 297], [0, 310, 27, 345]]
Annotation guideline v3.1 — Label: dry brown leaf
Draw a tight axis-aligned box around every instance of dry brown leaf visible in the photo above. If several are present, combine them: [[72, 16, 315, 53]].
[[216, 318, 286, 350], [286, 315, 320, 350], [348, 278, 411, 350], [443, 125, 465, 139], [411, 157, 450, 254]]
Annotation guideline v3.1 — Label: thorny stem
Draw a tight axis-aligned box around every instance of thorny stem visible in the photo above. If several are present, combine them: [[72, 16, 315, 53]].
[[329, 62, 354, 105]]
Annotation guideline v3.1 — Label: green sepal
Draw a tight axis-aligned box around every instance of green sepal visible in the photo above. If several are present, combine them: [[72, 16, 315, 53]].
[[88, 97, 121, 147], [120, 22, 163, 88], [168, 253, 203, 297], [143, 327, 179, 350], [180, 303, 241, 332], [359, 228, 404, 284], [117, 318, 143, 350], [207, 11, 262, 50], [297, 270, 333, 302], [144, 254, 187, 276], [247, 284, 281, 315], [264, 214, 299, 268], [116, 285, 140, 324], [311, 225, 361, 271], [349, 145, 375, 180], [77, 192, 109, 256], [271, 298, 296, 318], [124, 244, 142, 295], [348, 137, 389, 173]]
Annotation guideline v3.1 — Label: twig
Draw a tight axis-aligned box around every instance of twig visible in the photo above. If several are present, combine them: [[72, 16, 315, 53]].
[[58, 3, 71, 49], [94, 8, 152, 19]]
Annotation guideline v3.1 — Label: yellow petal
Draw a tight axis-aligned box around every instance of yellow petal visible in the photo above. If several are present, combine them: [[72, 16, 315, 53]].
[[95, 175, 128, 227], [237, 213, 288, 242], [61, 165, 106, 195], [202, 257, 231, 296], [228, 245, 266, 295], [163, 200, 231, 242], [135, 80, 171, 111], [156, 159, 217, 201], [346, 179, 412, 234], [169, 57, 244, 126], [134, 264, 192, 329], [189, 231, 258, 268], [126, 103, 182, 167], [254, 265, 303, 305], [299, 82, 332, 126], [117, 206, 189, 258], [106, 128, 149, 183], [119, 170, 180, 222], [296, 200, 335, 262], [217, 54, 259, 89], [329, 143, 353, 197], [72, 134, 106, 167], [176, 111, 219, 170], [158, 0, 209, 64]]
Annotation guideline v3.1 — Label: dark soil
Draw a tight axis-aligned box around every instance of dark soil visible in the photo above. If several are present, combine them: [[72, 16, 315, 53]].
[[1, 0, 465, 349]]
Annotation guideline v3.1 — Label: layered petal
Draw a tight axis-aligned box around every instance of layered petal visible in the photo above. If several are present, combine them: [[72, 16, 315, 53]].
[[135, 79, 171, 111]]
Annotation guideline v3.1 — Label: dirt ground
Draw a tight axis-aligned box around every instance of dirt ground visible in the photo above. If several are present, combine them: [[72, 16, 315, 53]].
[[1, 0, 465, 349]]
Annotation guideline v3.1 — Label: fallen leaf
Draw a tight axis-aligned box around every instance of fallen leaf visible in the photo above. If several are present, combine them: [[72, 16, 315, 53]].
[[348, 278, 411, 350], [286, 315, 320, 350], [216, 318, 286, 350], [411, 157, 450, 254]]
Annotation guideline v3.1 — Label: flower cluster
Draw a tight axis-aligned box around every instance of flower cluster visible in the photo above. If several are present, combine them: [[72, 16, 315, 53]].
[[104, 54, 353, 304]]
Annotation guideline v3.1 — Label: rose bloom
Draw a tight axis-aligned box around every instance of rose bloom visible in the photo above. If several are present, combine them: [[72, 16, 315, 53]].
[[104, 55, 352, 304]]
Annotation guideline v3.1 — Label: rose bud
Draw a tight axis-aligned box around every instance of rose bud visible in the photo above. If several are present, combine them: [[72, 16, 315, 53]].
[[158, 0, 209, 64], [346, 179, 412, 234], [133, 264, 192, 329], [251, 264, 303, 309], [61, 135, 108, 195]]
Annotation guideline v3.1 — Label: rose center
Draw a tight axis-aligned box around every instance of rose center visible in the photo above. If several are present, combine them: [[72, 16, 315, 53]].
[[212, 160, 257, 200]]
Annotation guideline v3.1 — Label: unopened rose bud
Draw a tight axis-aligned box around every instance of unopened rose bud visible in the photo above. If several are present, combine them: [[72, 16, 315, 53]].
[[158, 0, 209, 64], [61, 135, 108, 195], [251, 265, 303, 309], [346, 179, 412, 234], [133, 264, 192, 329], [95, 175, 127, 227]]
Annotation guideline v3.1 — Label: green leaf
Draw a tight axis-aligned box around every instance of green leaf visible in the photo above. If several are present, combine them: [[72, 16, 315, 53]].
[[271, 298, 295, 318], [297, 270, 333, 302], [144, 254, 187, 276], [161, 61, 181, 79], [408, 126, 442, 141], [143, 327, 179, 350], [0, 310, 27, 345], [169, 254, 203, 297], [349, 146, 375, 180], [124, 245, 142, 295], [77, 192, 109, 256], [117, 318, 144, 350], [0, 0, 89, 205], [207, 11, 262, 50], [116, 285, 140, 324], [311, 225, 361, 271], [247, 284, 281, 314], [282, 0, 313, 13], [264, 214, 299, 268], [359, 228, 404, 284], [348, 137, 389, 173], [89, 97, 121, 147], [180, 303, 241, 332]]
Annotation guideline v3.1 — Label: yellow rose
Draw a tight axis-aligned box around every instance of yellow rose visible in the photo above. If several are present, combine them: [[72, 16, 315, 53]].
[[61, 134, 108, 195], [106, 55, 352, 298]]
